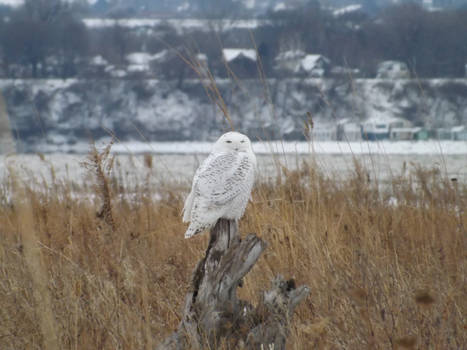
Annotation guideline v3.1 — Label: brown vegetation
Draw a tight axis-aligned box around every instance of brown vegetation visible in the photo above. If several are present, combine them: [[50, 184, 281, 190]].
[[0, 150, 465, 349]]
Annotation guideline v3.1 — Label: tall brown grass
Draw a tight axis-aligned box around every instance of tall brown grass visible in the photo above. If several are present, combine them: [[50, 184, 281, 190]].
[[0, 151, 465, 349]]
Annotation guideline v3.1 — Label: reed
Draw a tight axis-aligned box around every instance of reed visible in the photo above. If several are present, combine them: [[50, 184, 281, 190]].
[[0, 151, 465, 349]]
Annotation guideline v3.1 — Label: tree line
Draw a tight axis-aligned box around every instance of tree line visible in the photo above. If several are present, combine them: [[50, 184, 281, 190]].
[[256, 1, 467, 78], [0, 0, 466, 79]]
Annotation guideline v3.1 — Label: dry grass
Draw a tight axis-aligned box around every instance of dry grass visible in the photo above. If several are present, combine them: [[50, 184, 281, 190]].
[[0, 149, 465, 349]]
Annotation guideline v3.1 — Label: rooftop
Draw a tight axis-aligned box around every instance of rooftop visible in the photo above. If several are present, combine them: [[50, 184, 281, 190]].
[[222, 49, 257, 62]]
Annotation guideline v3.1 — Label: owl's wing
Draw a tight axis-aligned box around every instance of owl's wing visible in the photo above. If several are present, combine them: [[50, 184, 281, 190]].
[[182, 190, 194, 222], [195, 152, 254, 206]]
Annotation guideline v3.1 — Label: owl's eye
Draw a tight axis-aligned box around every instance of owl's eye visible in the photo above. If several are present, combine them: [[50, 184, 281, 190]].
[[226, 140, 232, 143], [240, 140, 245, 143]]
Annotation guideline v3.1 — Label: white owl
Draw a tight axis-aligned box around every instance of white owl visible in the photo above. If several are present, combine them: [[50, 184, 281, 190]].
[[182, 131, 256, 238]]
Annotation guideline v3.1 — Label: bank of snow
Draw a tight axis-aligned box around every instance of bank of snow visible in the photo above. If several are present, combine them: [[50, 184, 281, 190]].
[[107, 140, 467, 155]]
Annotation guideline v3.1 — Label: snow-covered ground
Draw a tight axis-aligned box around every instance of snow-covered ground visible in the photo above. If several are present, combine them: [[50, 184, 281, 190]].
[[1, 146, 466, 191], [82, 18, 267, 33], [32, 140, 467, 156]]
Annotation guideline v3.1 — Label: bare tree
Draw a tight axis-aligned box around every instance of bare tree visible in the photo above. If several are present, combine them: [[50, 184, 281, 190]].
[[1, 17, 51, 77], [52, 13, 89, 78], [0, 0, 89, 78]]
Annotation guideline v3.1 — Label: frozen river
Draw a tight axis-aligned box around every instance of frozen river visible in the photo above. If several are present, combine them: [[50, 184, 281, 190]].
[[1, 152, 466, 188]]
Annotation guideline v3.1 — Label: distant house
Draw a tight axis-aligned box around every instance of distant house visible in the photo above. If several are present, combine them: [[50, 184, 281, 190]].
[[435, 126, 467, 140], [362, 116, 412, 140], [435, 128, 452, 140], [390, 127, 425, 141], [275, 51, 330, 77], [300, 55, 330, 77], [376, 61, 410, 79], [311, 123, 338, 141], [222, 48, 257, 78], [223, 49, 257, 62], [452, 125, 467, 141], [337, 119, 362, 141], [275, 50, 306, 72], [414, 128, 430, 140]]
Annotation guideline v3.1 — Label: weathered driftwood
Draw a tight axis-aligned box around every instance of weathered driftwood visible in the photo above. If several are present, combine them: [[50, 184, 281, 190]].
[[158, 219, 309, 349]]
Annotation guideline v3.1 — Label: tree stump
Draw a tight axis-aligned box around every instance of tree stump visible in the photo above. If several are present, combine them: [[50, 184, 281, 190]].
[[158, 219, 309, 349]]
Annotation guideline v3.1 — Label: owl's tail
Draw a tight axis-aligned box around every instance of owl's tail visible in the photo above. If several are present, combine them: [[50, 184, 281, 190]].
[[184, 226, 199, 239], [184, 223, 208, 239]]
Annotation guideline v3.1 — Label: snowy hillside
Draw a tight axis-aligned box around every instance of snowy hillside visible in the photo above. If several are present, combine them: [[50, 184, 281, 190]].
[[1, 78, 467, 151]]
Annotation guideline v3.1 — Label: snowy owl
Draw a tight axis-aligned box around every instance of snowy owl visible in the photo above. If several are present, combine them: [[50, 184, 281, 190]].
[[182, 131, 256, 238]]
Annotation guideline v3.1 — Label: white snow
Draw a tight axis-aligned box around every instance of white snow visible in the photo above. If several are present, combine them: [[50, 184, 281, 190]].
[[333, 4, 362, 17], [222, 49, 257, 62], [177, 2, 189, 12], [376, 61, 410, 79], [274, 3, 286, 12], [451, 125, 465, 132], [2, 150, 466, 192], [125, 51, 171, 72], [90, 55, 108, 66], [0, 79, 78, 93], [196, 53, 208, 62], [126, 52, 160, 72], [0, 0, 23, 7], [276, 50, 305, 61], [391, 127, 422, 133], [19, 139, 467, 156], [103, 140, 467, 156], [46, 133, 68, 145], [280, 117, 295, 135], [126, 52, 153, 65], [364, 115, 409, 125], [82, 18, 267, 34], [152, 50, 169, 62], [109, 69, 127, 78], [275, 52, 329, 75], [301, 55, 328, 72]]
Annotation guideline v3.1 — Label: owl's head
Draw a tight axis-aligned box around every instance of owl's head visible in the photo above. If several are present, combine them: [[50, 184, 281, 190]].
[[213, 131, 253, 153]]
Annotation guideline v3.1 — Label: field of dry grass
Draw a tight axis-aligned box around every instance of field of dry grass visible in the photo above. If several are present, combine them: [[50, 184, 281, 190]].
[[0, 146, 465, 349]]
